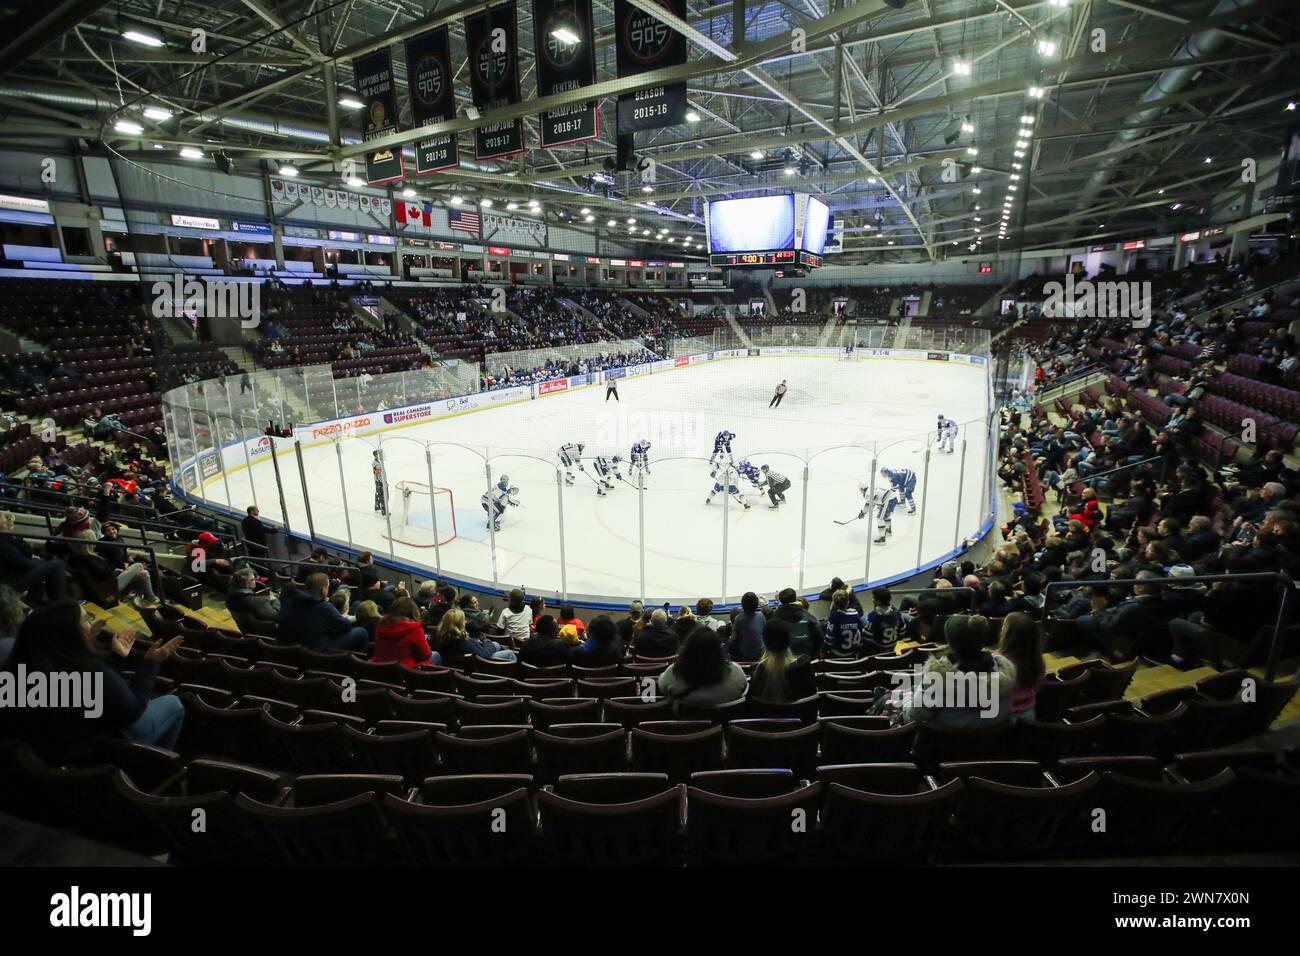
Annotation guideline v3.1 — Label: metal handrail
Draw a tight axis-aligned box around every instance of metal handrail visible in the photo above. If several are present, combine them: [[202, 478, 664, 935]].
[[1041, 571, 1293, 682], [0, 495, 240, 549]]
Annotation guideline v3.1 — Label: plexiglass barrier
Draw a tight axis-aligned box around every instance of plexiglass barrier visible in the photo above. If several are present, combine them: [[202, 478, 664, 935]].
[[165, 341, 997, 609]]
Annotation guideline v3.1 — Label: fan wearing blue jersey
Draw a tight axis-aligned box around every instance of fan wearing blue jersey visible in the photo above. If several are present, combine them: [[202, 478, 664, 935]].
[[709, 430, 736, 476], [881, 466, 918, 514]]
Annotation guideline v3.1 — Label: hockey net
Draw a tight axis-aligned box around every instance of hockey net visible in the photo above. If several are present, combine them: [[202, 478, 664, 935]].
[[386, 480, 457, 548]]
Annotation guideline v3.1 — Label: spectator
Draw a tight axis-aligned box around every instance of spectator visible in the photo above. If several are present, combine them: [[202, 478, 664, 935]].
[[277, 571, 368, 651], [898, 614, 1015, 727], [726, 591, 766, 661], [692, 598, 721, 631], [0, 601, 184, 755], [0, 585, 23, 667], [518, 614, 571, 667], [0, 511, 70, 604], [995, 612, 1045, 721], [354, 600, 382, 645], [556, 604, 586, 639], [824, 588, 866, 657], [570, 614, 623, 667], [226, 567, 279, 637], [771, 587, 823, 658], [497, 588, 533, 645], [436, 608, 516, 662], [657, 627, 748, 710], [241, 505, 270, 554], [373, 597, 436, 669], [747, 619, 817, 703], [634, 608, 681, 658], [864, 587, 904, 652], [617, 600, 644, 649]]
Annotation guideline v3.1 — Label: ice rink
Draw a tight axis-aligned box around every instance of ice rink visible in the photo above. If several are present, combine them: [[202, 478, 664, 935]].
[[195, 354, 993, 606]]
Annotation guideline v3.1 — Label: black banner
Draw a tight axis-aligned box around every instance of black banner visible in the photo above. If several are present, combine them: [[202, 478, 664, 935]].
[[404, 27, 459, 174], [352, 49, 404, 185], [533, 0, 599, 148], [465, 2, 526, 160], [614, 0, 688, 133]]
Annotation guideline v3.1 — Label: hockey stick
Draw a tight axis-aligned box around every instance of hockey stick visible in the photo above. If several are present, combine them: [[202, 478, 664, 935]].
[[833, 513, 868, 526]]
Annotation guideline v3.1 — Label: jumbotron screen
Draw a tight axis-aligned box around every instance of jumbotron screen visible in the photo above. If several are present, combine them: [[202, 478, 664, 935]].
[[706, 195, 796, 254], [802, 196, 831, 256]]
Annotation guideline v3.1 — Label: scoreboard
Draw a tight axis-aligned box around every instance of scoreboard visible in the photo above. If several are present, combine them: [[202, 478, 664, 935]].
[[705, 193, 830, 268], [708, 250, 823, 268]]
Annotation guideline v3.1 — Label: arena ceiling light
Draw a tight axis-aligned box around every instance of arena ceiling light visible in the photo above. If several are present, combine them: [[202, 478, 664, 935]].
[[506, 202, 519, 210], [338, 97, 364, 110], [642, 228, 651, 235], [1014, 150, 1025, 158], [685, 111, 701, 123], [1203, 156, 1213, 164], [1021, 114, 1035, 124], [966, 147, 978, 156], [971, 186, 981, 194], [114, 119, 143, 135], [401, 187, 415, 197], [626, 217, 636, 224], [750, 149, 764, 160], [1028, 86, 1045, 99], [528, 198, 540, 207], [1016, 140, 1029, 149], [1018, 128, 1032, 138], [142, 107, 171, 122], [642, 184, 654, 192], [580, 207, 590, 215], [584, 214, 595, 222], [179, 146, 203, 159], [607, 219, 617, 227], [449, 195, 464, 205], [278, 164, 299, 177], [1036, 39, 1058, 57], [346, 176, 364, 187], [1287, 101, 1297, 111], [1010, 173, 1020, 180], [960, 118, 975, 134], [1012, 161, 1023, 169], [952, 60, 971, 76], [122, 28, 164, 47], [971, 166, 981, 174]]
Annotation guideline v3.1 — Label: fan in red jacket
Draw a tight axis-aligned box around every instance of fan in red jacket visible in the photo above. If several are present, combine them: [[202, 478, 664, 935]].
[[1070, 497, 1103, 532], [372, 597, 436, 668]]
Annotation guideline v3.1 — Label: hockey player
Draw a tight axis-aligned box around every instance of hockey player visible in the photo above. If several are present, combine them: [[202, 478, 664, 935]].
[[937, 415, 959, 454], [859, 483, 901, 544], [708, 430, 736, 476], [735, 458, 764, 490], [705, 463, 752, 509], [629, 439, 652, 481], [558, 442, 585, 486], [759, 463, 792, 509], [881, 466, 918, 514], [481, 474, 520, 532], [372, 450, 389, 516], [592, 455, 623, 496]]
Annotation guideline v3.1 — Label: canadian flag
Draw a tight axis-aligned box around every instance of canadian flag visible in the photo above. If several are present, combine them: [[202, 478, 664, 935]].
[[395, 201, 429, 227]]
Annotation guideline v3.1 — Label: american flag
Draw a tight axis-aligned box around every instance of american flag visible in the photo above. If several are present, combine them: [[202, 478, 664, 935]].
[[449, 209, 481, 235]]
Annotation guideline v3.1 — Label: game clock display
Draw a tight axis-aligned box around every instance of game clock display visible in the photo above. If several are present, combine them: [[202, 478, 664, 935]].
[[709, 250, 797, 266]]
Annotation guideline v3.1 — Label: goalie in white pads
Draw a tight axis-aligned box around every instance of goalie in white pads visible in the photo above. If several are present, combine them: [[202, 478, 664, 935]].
[[481, 475, 520, 531], [859, 483, 902, 544], [705, 463, 751, 509], [558, 442, 585, 486], [629, 439, 652, 481], [592, 455, 623, 496], [708, 430, 736, 476], [937, 415, 959, 454]]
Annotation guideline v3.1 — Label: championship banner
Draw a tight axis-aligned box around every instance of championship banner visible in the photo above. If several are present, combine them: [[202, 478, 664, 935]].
[[533, 0, 599, 148], [614, 0, 688, 133], [405, 26, 460, 174], [352, 48, 404, 185], [465, 2, 526, 161]]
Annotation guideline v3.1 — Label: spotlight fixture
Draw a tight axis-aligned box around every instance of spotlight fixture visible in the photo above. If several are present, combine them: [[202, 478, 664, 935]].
[[966, 147, 978, 156], [1020, 114, 1035, 124], [952, 60, 971, 76], [972, 187, 981, 195], [346, 176, 363, 187], [685, 111, 700, 123], [1029, 86, 1045, 98], [180, 146, 203, 159], [480, 198, 493, 207], [1036, 39, 1058, 57], [450, 195, 464, 205], [1016, 140, 1029, 149], [580, 207, 590, 215], [402, 188, 415, 197], [338, 97, 365, 110], [114, 120, 143, 135], [121, 29, 164, 47], [550, 26, 580, 45], [750, 149, 764, 160], [642, 184, 653, 192], [626, 218, 635, 225], [279, 164, 300, 178], [607, 219, 617, 227], [142, 107, 171, 122], [960, 119, 975, 134], [506, 202, 519, 210], [584, 215, 594, 222]]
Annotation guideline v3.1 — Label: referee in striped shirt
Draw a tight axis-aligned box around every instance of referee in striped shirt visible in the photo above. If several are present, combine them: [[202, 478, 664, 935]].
[[760, 464, 791, 508]]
